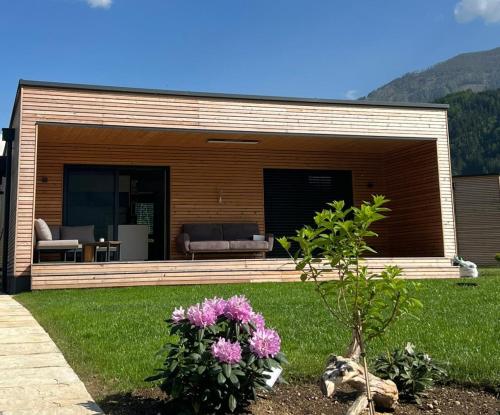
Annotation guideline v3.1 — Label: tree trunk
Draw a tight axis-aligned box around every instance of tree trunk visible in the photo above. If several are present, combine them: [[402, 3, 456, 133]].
[[346, 329, 361, 361], [320, 354, 398, 415]]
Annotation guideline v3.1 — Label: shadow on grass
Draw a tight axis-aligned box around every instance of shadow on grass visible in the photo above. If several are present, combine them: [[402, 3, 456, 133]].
[[455, 282, 479, 287]]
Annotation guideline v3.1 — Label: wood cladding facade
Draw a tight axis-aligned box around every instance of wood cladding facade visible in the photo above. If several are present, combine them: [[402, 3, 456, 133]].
[[6, 83, 458, 288], [453, 175, 500, 266], [34, 136, 444, 260], [385, 143, 444, 257]]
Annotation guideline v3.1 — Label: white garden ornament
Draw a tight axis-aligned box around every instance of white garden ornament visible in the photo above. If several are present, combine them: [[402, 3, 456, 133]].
[[454, 256, 479, 278]]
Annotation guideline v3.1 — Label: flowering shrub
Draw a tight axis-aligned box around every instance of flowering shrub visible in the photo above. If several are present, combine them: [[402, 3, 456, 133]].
[[147, 295, 287, 414]]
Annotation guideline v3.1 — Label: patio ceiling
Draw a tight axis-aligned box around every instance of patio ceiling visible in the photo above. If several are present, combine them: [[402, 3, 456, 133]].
[[37, 123, 433, 154]]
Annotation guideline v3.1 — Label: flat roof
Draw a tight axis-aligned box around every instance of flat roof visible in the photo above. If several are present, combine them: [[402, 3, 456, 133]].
[[18, 79, 449, 110]]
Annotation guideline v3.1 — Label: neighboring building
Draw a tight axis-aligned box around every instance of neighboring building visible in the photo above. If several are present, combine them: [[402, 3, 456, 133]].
[[1, 80, 459, 292], [453, 174, 500, 266]]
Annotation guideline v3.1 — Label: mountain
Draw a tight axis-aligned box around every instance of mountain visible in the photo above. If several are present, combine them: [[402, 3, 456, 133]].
[[365, 47, 500, 103], [436, 89, 500, 176]]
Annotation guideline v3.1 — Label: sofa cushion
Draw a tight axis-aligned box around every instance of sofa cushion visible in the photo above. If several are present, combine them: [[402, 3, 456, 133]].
[[222, 223, 259, 241], [60, 225, 95, 243], [34, 219, 52, 241], [49, 225, 60, 240], [37, 240, 80, 249], [229, 240, 269, 251], [183, 224, 223, 242], [189, 241, 230, 251]]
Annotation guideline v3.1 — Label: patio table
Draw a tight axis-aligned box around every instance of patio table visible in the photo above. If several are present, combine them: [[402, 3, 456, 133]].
[[83, 241, 121, 262]]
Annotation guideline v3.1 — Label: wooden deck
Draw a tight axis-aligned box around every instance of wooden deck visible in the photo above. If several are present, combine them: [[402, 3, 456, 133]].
[[30, 257, 459, 290]]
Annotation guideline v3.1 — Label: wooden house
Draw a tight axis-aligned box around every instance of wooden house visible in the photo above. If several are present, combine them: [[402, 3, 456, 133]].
[[1, 80, 459, 292]]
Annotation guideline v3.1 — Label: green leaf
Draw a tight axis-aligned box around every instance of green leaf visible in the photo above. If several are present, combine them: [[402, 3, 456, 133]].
[[275, 352, 289, 365], [228, 394, 237, 412], [223, 363, 232, 378], [277, 237, 290, 251], [217, 372, 226, 385]]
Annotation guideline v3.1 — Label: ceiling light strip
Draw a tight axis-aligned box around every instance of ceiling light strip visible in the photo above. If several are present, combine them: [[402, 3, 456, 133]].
[[207, 139, 259, 145]]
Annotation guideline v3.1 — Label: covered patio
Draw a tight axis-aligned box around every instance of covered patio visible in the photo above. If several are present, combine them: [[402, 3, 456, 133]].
[[29, 122, 457, 289]]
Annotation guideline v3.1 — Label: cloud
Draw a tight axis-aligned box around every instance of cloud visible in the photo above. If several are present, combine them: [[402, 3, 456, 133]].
[[86, 0, 112, 9], [454, 0, 500, 23], [345, 89, 359, 100]]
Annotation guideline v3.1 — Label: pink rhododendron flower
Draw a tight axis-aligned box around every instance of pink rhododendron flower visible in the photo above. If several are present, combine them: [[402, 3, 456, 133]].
[[187, 303, 217, 328], [249, 328, 281, 358], [249, 312, 266, 330], [203, 297, 227, 318], [171, 306, 185, 323], [224, 295, 253, 323], [211, 337, 242, 364]]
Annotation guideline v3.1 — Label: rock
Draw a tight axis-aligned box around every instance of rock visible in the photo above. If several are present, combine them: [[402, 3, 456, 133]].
[[436, 409, 442, 413], [455, 400, 461, 405], [321, 355, 398, 415], [427, 403, 434, 409]]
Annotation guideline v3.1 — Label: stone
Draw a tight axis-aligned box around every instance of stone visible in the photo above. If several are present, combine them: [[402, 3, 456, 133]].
[[321, 355, 398, 415], [0, 294, 103, 414]]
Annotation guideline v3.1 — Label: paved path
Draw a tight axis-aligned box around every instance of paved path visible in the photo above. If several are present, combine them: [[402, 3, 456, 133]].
[[0, 294, 103, 415]]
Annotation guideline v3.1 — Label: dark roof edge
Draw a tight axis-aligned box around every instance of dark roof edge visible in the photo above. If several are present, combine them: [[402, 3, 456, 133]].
[[8, 86, 21, 128], [453, 173, 499, 178], [18, 79, 450, 110]]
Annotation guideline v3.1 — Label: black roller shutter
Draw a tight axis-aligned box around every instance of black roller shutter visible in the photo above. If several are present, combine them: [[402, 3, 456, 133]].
[[264, 169, 353, 257]]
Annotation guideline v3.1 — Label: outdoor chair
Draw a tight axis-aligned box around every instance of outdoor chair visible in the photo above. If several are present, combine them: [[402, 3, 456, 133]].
[[34, 219, 81, 262]]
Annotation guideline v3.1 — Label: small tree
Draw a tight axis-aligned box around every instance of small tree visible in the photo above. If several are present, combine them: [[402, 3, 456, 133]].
[[278, 195, 421, 415]]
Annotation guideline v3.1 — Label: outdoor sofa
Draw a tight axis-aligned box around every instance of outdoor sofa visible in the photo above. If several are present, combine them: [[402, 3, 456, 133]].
[[177, 223, 274, 260]]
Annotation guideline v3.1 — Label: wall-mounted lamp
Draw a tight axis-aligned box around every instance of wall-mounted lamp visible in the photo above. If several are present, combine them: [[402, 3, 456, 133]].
[[41, 176, 49, 183], [217, 189, 223, 204], [207, 139, 259, 145]]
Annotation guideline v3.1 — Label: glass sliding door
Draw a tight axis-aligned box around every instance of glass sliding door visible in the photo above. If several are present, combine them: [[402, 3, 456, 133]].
[[64, 166, 168, 261], [64, 168, 115, 242], [116, 168, 167, 261]]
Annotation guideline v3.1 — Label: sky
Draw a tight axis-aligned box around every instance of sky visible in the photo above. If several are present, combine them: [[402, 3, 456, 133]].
[[1, 0, 500, 131]]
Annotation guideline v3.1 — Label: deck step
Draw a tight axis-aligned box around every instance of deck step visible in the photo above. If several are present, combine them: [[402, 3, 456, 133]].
[[31, 258, 459, 289]]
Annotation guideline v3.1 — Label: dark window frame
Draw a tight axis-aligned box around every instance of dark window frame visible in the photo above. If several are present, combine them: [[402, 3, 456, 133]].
[[62, 164, 170, 260]]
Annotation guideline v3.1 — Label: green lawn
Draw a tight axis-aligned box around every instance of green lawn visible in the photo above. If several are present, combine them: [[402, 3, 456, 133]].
[[16, 268, 500, 398]]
